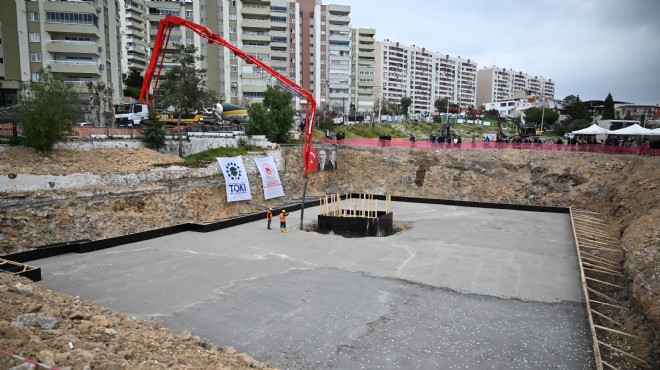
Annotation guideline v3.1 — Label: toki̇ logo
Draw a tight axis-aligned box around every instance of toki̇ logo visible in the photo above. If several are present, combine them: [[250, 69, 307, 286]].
[[224, 161, 242, 181]]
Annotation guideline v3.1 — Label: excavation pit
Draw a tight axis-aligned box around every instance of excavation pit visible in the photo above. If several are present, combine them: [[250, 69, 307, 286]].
[[30, 201, 593, 369], [317, 211, 393, 237]]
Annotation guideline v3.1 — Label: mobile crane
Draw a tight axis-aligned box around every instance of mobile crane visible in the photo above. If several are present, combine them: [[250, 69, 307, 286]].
[[139, 15, 318, 225]]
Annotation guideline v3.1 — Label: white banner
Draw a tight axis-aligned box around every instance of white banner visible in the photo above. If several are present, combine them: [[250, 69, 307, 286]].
[[217, 156, 252, 202], [254, 156, 284, 200]]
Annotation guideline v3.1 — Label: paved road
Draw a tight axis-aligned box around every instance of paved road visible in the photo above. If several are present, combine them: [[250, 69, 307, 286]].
[[34, 202, 593, 369]]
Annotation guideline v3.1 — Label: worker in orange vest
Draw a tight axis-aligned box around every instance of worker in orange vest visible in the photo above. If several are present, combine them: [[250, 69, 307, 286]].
[[279, 209, 288, 233], [266, 208, 273, 230]]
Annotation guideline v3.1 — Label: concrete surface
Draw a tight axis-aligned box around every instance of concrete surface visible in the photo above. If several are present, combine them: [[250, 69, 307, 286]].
[[33, 202, 593, 369]]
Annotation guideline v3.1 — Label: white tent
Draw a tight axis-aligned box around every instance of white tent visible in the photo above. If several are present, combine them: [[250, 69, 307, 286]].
[[608, 124, 654, 135], [650, 128, 660, 136], [571, 124, 612, 135]]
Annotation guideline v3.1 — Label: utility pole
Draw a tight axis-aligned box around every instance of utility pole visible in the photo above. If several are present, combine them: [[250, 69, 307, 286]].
[[540, 95, 546, 133]]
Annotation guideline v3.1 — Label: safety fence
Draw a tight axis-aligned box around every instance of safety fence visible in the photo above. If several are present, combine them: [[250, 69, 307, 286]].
[[317, 137, 660, 156], [0, 124, 247, 139]]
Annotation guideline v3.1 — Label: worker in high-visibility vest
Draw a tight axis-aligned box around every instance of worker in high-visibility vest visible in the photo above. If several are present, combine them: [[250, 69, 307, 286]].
[[266, 208, 273, 230], [279, 209, 288, 233]]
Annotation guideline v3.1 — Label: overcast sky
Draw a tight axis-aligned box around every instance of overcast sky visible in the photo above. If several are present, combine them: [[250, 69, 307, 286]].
[[333, 0, 660, 105]]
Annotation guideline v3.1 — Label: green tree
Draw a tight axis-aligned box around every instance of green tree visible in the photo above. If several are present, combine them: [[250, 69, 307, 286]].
[[246, 86, 295, 143], [602, 93, 615, 120], [155, 44, 217, 157], [123, 68, 144, 100], [434, 97, 459, 113], [400, 96, 412, 120], [523, 107, 559, 126], [140, 110, 166, 151], [17, 68, 80, 154], [565, 95, 590, 121], [563, 95, 578, 106]]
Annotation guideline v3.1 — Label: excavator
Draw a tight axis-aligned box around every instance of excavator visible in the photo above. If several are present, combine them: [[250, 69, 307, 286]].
[[494, 111, 536, 140], [138, 15, 317, 225]]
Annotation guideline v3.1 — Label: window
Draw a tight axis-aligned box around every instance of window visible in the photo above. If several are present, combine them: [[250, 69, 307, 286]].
[[30, 53, 41, 62], [28, 12, 39, 22], [186, 10, 193, 18], [31, 72, 41, 81], [186, 37, 193, 44], [229, 27, 236, 34], [29, 33, 41, 42]]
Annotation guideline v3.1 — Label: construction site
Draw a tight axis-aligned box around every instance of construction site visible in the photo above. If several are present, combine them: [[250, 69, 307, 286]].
[[0, 144, 658, 369]]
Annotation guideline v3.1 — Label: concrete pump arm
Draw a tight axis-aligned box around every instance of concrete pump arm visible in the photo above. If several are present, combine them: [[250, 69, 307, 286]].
[[139, 15, 317, 177]]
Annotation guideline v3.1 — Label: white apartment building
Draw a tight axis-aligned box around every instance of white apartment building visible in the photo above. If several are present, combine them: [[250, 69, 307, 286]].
[[375, 40, 478, 117], [476, 66, 555, 108], [129, 0, 351, 113], [350, 28, 375, 115], [0, 0, 123, 105]]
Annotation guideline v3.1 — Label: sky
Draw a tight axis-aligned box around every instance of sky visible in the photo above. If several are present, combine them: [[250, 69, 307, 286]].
[[331, 0, 660, 105]]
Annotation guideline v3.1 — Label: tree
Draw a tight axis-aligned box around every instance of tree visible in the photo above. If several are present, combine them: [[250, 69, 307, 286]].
[[523, 107, 559, 126], [123, 68, 143, 100], [86, 81, 112, 126], [400, 96, 412, 120], [155, 44, 217, 157], [563, 95, 578, 107], [434, 97, 459, 113], [602, 93, 615, 120], [140, 110, 166, 151], [565, 95, 590, 121], [246, 86, 295, 143], [17, 68, 81, 154]]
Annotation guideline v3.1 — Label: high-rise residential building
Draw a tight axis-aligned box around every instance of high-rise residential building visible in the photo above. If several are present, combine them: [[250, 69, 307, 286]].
[[120, 0, 149, 74], [375, 40, 478, 118], [476, 67, 555, 107], [350, 28, 375, 116], [0, 0, 123, 106], [130, 0, 352, 114]]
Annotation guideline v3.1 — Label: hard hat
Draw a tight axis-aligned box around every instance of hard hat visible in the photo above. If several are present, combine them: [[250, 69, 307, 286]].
[[282, 209, 286, 212], [269, 208, 273, 210]]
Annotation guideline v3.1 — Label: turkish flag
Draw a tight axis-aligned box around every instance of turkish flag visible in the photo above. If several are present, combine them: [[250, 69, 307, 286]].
[[306, 147, 318, 173]]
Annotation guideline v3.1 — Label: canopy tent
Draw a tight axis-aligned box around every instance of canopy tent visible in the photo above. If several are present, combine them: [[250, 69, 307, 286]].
[[650, 128, 660, 136], [608, 124, 654, 135], [571, 124, 612, 135]]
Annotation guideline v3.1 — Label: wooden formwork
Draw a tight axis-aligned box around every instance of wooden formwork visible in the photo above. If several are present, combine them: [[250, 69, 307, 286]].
[[569, 209, 647, 370]]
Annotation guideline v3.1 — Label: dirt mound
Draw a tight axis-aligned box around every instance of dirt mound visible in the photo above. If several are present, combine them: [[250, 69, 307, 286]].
[[0, 147, 183, 175], [0, 274, 276, 369]]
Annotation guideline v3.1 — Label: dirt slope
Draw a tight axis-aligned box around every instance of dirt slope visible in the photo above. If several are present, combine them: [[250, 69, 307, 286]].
[[0, 146, 658, 369]]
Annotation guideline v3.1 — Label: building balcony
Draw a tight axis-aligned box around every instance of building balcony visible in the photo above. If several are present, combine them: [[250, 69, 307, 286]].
[[43, 0, 98, 13], [242, 33, 270, 43], [270, 49, 287, 58], [48, 60, 100, 75], [241, 5, 269, 16], [45, 22, 100, 36], [46, 40, 99, 54], [241, 19, 270, 29]]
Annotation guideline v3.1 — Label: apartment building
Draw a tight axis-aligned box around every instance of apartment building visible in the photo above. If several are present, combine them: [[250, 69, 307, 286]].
[[0, 0, 123, 106], [128, 0, 351, 114], [375, 40, 478, 117], [476, 66, 555, 108], [350, 28, 375, 116]]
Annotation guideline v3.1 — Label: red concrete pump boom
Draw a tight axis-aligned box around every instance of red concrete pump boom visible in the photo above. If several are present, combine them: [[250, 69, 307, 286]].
[[139, 15, 317, 177]]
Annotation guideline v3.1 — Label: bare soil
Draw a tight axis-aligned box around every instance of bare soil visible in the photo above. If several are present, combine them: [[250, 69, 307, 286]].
[[0, 146, 658, 369]]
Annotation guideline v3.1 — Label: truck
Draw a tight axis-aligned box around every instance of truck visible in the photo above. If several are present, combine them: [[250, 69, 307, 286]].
[[114, 102, 247, 127], [114, 103, 148, 126]]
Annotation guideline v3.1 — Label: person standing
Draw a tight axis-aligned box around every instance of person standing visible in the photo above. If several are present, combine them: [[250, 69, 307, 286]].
[[279, 209, 288, 233], [266, 208, 273, 230]]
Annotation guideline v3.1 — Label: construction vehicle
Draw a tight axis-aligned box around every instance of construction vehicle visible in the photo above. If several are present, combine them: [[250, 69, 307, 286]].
[[138, 15, 317, 225], [114, 103, 148, 126], [494, 111, 536, 140]]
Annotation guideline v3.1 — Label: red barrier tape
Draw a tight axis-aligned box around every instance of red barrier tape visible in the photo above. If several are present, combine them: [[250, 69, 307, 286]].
[[317, 138, 660, 156]]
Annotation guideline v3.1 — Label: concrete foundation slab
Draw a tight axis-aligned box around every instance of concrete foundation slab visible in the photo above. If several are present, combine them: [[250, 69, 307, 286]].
[[33, 202, 592, 369]]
